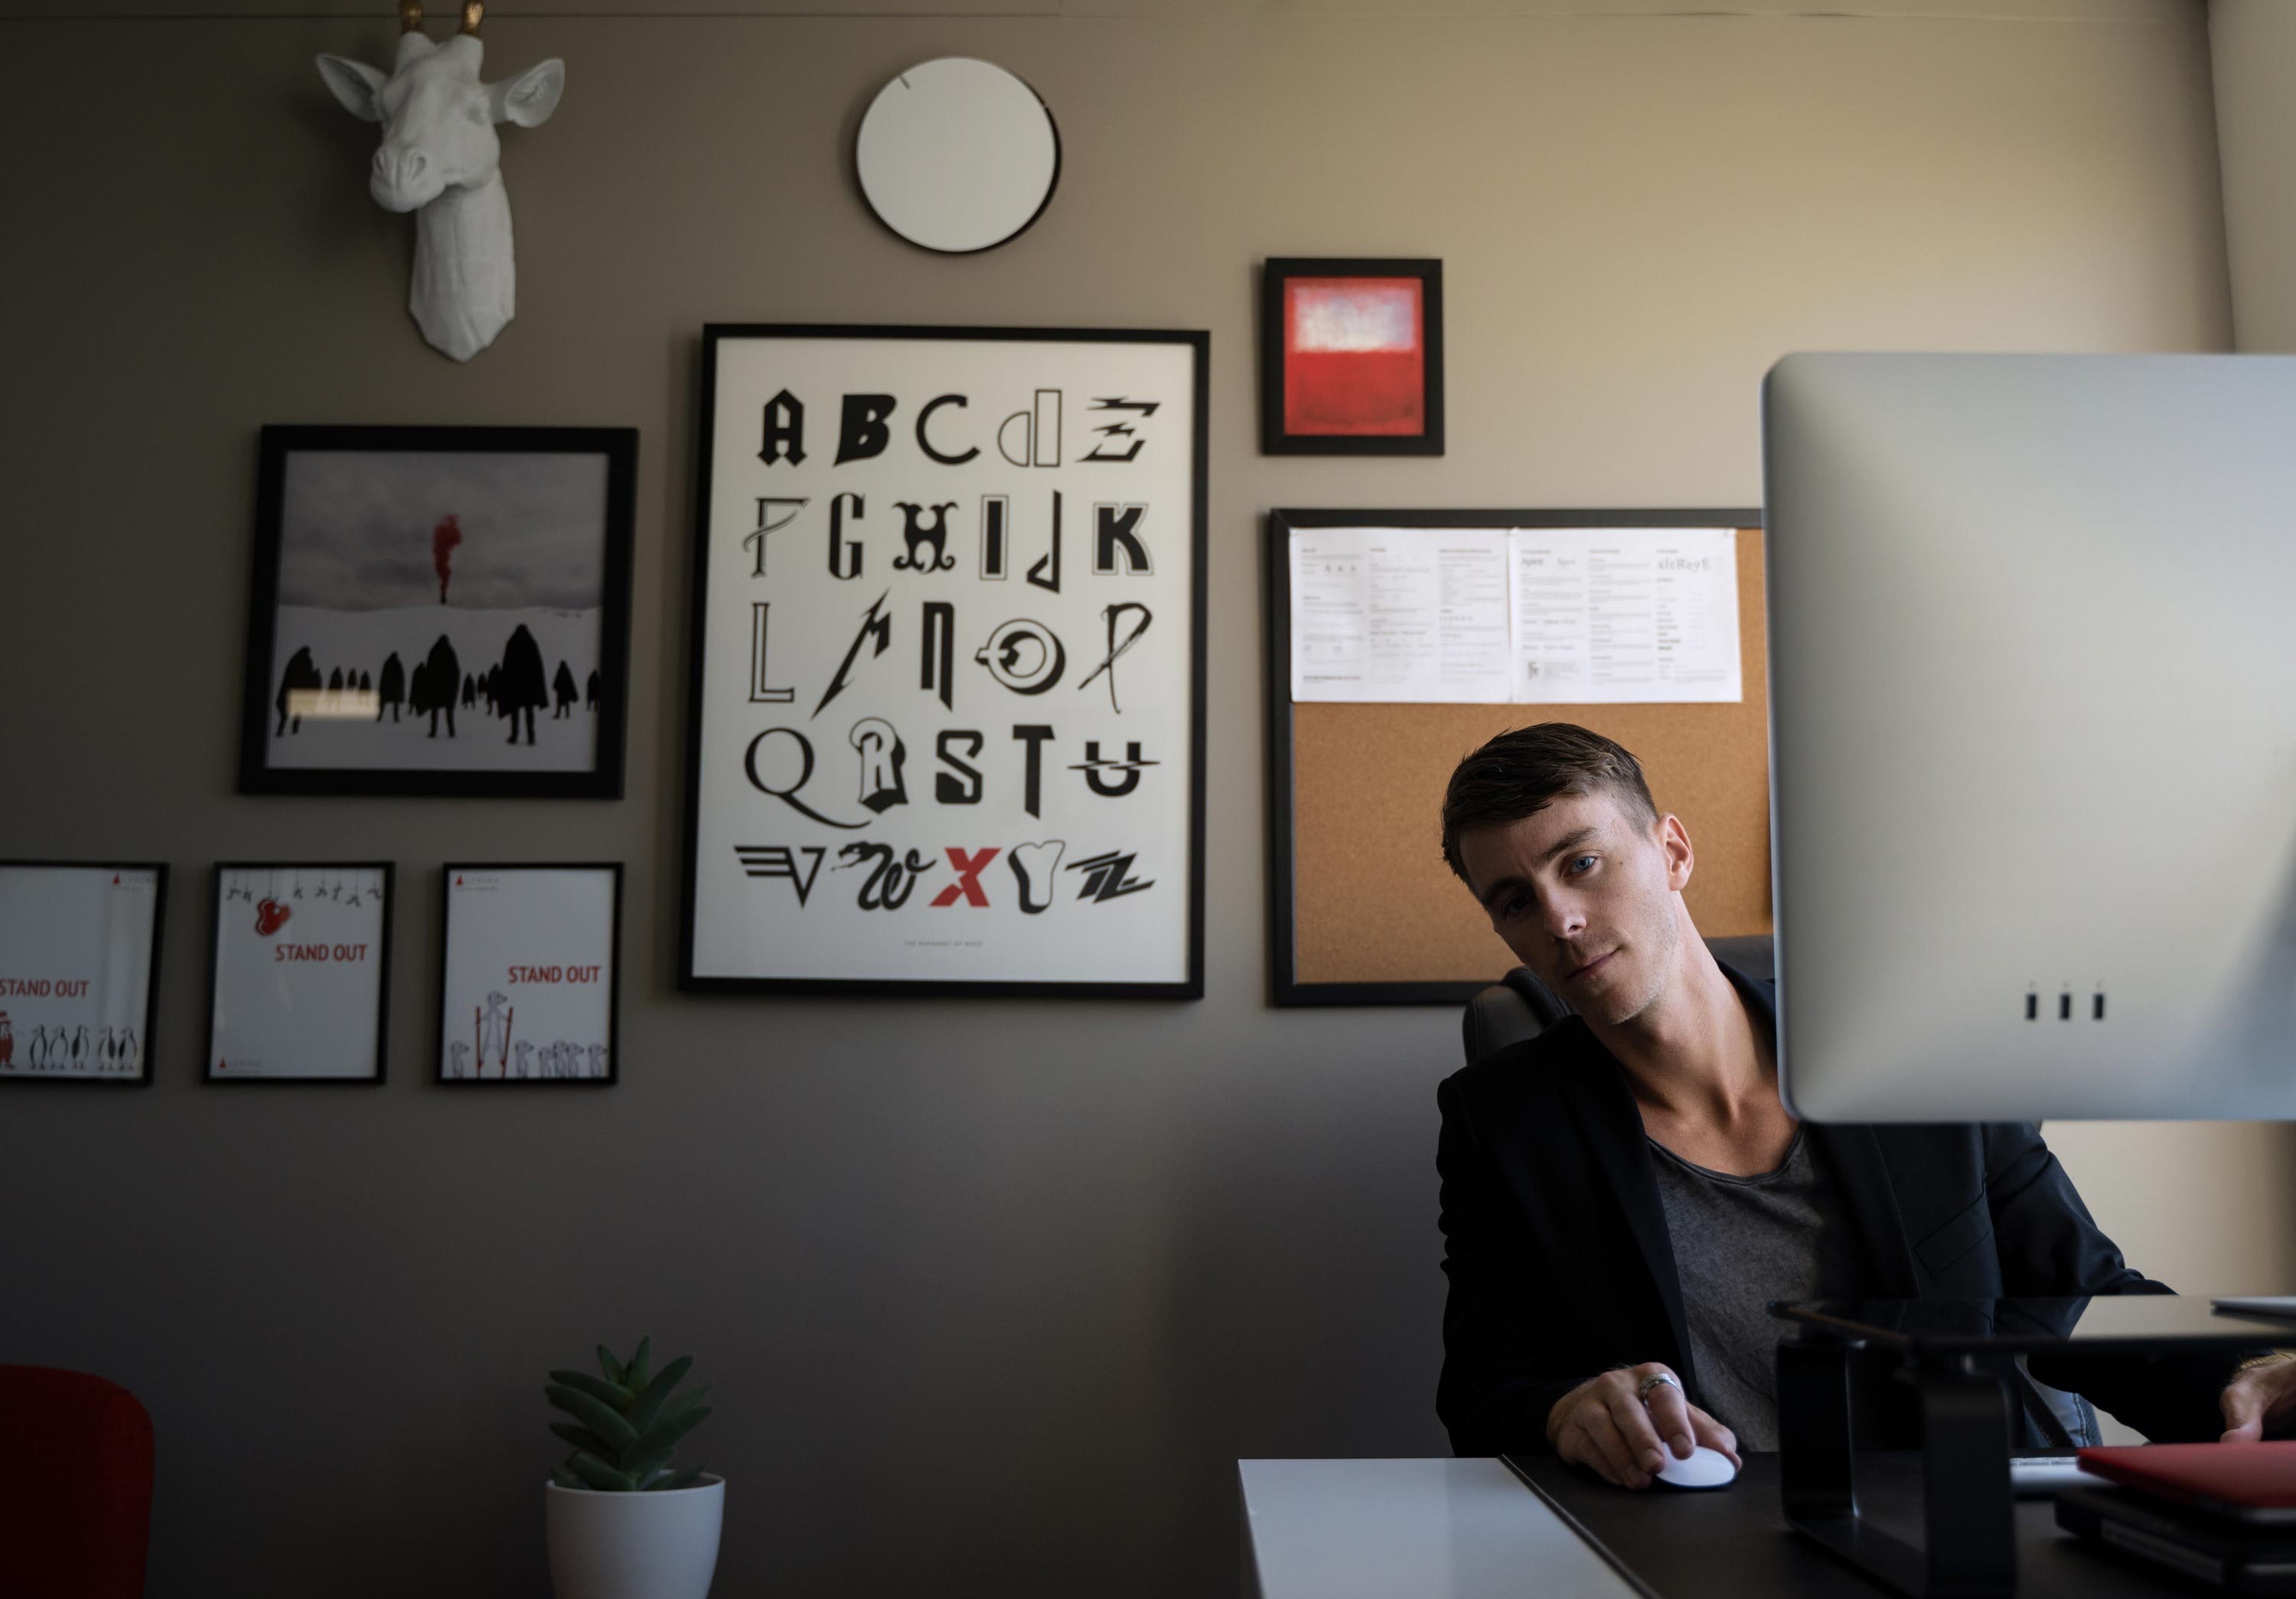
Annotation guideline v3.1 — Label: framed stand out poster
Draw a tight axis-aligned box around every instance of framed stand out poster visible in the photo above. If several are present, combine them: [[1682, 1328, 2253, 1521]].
[[681, 325, 1208, 997], [207, 863, 393, 1083], [0, 863, 166, 1087], [238, 426, 638, 798], [437, 864, 621, 1084]]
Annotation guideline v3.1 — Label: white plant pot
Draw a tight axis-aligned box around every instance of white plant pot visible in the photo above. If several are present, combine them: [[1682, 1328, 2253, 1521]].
[[546, 1477, 724, 1599]]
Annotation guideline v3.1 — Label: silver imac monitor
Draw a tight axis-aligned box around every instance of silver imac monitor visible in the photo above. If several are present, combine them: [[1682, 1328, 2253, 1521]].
[[1763, 352, 2296, 1121]]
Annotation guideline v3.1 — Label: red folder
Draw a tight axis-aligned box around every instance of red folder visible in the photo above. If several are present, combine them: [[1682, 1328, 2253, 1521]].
[[2079, 1442, 2296, 1524]]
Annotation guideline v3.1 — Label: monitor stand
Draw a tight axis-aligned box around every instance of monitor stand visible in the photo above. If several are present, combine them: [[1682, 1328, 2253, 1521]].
[[1778, 1340, 2017, 1599]]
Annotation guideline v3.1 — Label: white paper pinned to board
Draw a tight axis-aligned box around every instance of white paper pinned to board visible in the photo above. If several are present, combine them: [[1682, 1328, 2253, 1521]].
[[1287, 525, 1741, 705], [1287, 527, 1512, 703]]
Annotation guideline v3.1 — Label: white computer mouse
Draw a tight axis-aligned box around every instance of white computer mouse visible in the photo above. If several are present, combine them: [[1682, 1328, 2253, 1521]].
[[1652, 1445, 1738, 1490]]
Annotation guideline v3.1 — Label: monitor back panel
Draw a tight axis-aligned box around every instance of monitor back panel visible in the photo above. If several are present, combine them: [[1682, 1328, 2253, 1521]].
[[1763, 352, 2296, 1121]]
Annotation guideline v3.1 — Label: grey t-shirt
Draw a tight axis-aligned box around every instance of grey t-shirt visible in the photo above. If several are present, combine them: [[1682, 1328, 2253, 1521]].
[[1647, 1128, 1873, 1451]]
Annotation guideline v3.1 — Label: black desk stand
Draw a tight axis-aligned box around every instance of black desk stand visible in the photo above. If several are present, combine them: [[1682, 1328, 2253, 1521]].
[[1779, 1338, 2017, 1599], [1772, 1297, 2289, 1599]]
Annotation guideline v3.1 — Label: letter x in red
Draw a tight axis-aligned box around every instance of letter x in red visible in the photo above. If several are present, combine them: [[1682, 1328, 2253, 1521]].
[[929, 847, 1000, 907]]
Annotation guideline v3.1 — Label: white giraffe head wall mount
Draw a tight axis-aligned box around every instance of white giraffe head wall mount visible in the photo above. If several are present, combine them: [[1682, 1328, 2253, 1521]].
[[316, 2, 565, 362]]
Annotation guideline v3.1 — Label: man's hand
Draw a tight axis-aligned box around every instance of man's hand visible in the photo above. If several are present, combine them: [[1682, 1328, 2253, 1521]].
[[1546, 1364, 1742, 1489], [2221, 1353, 2296, 1441]]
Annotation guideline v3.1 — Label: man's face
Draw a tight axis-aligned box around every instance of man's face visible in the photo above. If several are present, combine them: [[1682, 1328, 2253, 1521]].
[[1456, 789, 1691, 1028]]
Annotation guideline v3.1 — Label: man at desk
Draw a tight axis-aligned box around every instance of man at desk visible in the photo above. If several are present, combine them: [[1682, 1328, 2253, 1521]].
[[1433, 723, 2296, 1489]]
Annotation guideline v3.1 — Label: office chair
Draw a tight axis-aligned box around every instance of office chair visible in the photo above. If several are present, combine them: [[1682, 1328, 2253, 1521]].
[[0, 1366, 155, 1599], [1460, 935, 1776, 1066]]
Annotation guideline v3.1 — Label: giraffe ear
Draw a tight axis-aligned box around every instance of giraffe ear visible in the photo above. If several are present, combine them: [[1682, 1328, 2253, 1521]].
[[316, 54, 390, 122], [489, 58, 563, 127]]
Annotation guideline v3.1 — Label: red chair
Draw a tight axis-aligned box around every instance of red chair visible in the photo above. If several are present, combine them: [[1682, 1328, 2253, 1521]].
[[0, 1367, 154, 1598]]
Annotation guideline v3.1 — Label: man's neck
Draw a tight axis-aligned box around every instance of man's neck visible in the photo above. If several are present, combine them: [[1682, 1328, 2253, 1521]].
[[1584, 924, 1775, 1131]]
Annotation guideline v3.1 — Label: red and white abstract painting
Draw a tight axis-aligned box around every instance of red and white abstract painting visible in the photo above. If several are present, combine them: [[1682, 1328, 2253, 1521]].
[[1282, 276, 1427, 436]]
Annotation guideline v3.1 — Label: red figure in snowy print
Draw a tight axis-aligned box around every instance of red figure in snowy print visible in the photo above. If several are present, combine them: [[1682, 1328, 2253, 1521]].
[[433, 513, 463, 603]]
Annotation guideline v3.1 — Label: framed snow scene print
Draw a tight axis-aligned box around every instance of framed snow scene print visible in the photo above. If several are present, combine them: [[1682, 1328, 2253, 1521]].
[[0, 862, 167, 1088], [238, 426, 638, 798], [1260, 259, 1443, 456], [438, 863, 622, 1085], [680, 325, 1207, 997], [206, 863, 393, 1084]]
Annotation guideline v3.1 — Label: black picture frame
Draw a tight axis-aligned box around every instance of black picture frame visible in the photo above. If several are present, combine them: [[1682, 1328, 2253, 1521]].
[[1260, 258, 1444, 456], [0, 860, 168, 1088], [237, 425, 638, 798], [679, 324, 1209, 998], [204, 861, 393, 1084], [1264, 507, 1763, 1006], [435, 862, 623, 1086]]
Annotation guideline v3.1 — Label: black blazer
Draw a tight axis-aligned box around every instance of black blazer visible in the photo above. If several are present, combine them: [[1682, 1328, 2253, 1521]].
[[1434, 968, 2235, 1455]]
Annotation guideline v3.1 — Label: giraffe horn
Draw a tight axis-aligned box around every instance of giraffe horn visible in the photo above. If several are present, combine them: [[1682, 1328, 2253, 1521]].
[[459, 0, 483, 36], [399, 0, 423, 31]]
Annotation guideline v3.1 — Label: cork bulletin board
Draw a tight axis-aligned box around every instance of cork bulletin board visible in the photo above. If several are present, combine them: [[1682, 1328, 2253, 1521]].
[[1266, 508, 1770, 1005]]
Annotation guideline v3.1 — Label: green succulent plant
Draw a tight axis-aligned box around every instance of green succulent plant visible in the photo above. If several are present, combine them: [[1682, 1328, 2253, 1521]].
[[546, 1337, 713, 1492]]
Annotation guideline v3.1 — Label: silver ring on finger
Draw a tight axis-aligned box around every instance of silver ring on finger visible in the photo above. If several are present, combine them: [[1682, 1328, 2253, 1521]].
[[1636, 1371, 1681, 1405]]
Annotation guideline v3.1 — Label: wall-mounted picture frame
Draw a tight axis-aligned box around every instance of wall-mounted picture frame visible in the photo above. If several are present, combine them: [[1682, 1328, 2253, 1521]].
[[1260, 259, 1443, 456], [238, 425, 638, 798], [681, 325, 1208, 997], [0, 862, 167, 1087], [437, 863, 622, 1085], [206, 863, 393, 1083]]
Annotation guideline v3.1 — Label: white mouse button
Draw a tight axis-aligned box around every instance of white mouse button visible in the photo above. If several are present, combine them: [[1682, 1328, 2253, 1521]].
[[1652, 1445, 1737, 1489]]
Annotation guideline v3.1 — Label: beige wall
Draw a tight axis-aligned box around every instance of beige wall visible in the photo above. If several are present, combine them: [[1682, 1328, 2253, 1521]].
[[2212, 0, 2296, 351], [2056, 0, 2296, 1392], [0, 3, 2280, 1593]]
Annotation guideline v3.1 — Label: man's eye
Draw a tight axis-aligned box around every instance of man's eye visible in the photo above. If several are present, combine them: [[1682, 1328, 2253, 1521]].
[[1569, 855, 1597, 873], [1499, 893, 1530, 920]]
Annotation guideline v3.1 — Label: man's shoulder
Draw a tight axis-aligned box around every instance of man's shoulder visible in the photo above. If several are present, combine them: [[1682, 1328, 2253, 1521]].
[[1440, 1015, 1606, 1116]]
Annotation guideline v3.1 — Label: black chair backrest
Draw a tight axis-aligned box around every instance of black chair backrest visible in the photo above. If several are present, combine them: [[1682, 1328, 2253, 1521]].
[[1460, 935, 1775, 1066]]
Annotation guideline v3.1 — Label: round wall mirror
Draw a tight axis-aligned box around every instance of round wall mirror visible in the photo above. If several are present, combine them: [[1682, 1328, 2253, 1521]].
[[856, 58, 1061, 254]]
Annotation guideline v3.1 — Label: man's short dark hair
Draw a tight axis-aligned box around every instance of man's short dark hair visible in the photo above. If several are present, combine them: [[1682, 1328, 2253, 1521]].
[[1440, 723, 1659, 882]]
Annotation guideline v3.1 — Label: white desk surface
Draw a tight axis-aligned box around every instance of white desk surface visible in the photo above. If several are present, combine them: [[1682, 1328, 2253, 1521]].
[[1238, 1458, 1644, 1599]]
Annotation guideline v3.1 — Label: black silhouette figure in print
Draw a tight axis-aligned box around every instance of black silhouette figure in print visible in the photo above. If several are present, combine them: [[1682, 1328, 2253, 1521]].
[[496, 625, 548, 745], [275, 647, 321, 734], [414, 634, 460, 738], [376, 652, 404, 722]]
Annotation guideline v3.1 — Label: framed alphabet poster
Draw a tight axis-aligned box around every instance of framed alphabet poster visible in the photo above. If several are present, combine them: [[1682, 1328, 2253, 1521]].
[[207, 863, 393, 1082], [681, 325, 1207, 996], [438, 863, 621, 1084], [0, 862, 166, 1087]]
